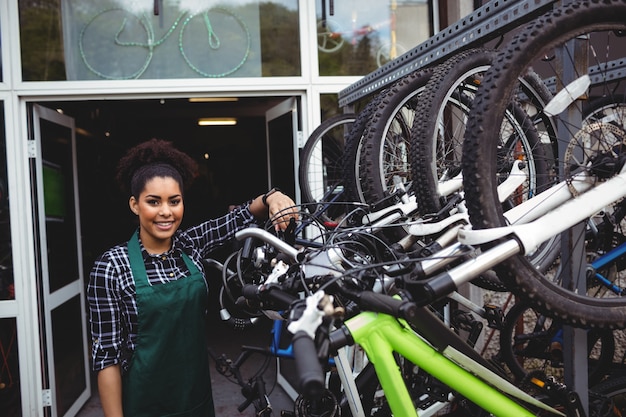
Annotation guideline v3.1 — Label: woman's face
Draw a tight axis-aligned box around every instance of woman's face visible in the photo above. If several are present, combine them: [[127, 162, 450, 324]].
[[129, 176, 184, 253]]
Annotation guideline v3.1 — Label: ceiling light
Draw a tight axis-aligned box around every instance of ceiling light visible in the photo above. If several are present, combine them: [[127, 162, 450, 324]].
[[189, 97, 239, 102], [197, 117, 237, 126]]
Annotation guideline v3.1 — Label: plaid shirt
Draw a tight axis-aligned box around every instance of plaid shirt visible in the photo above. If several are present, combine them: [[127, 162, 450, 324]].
[[87, 203, 256, 372]]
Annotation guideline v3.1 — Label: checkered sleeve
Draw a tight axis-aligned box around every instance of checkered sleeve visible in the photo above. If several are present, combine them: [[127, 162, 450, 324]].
[[87, 247, 129, 371], [183, 201, 258, 258]]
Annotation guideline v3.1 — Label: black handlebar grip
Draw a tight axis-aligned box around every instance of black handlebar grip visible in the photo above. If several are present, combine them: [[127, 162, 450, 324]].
[[357, 291, 417, 322], [241, 284, 297, 309], [292, 330, 325, 400]]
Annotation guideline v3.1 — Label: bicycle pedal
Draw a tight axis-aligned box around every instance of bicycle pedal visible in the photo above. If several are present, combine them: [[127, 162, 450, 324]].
[[483, 303, 504, 329]]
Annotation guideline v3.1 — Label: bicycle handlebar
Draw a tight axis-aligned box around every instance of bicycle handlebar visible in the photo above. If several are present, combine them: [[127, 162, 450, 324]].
[[240, 283, 298, 309], [235, 227, 302, 262], [340, 287, 418, 322]]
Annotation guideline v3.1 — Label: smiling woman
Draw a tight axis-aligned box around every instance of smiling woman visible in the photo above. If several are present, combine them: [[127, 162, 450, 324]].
[[129, 175, 185, 254], [86, 138, 298, 417]]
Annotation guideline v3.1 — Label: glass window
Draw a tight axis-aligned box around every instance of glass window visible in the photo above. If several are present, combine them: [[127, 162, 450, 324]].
[[0, 17, 3, 83], [0, 318, 21, 417], [19, 0, 300, 81], [317, 0, 432, 76], [0, 103, 11, 302], [0, 104, 19, 416], [320, 93, 370, 120]]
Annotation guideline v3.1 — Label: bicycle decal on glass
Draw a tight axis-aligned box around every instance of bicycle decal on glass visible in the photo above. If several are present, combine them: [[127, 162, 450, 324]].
[[79, 6, 251, 79]]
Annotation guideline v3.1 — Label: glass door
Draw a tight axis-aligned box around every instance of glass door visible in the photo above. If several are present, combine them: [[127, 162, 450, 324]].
[[31, 104, 90, 417], [265, 97, 300, 202], [264, 97, 301, 399]]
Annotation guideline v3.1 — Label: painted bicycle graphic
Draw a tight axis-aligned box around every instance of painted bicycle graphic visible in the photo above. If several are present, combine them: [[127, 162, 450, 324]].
[[79, 6, 251, 79]]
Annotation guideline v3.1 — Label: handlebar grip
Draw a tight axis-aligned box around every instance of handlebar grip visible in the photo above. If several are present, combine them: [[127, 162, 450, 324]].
[[241, 284, 298, 309], [357, 291, 418, 322], [291, 330, 325, 400]]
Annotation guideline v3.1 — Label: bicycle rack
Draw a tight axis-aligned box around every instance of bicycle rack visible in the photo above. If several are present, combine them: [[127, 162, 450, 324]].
[[338, 0, 559, 107], [336, 0, 626, 414]]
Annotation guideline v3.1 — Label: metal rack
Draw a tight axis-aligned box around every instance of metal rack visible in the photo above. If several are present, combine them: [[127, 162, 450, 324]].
[[338, 0, 558, 106]]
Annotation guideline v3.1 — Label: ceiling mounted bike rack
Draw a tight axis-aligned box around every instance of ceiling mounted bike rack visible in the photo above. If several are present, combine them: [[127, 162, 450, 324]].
[[338, 0, 559, 107]]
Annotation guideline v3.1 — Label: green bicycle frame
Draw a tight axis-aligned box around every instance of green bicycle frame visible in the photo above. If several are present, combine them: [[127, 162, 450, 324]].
[[344, 311, 563, 417]]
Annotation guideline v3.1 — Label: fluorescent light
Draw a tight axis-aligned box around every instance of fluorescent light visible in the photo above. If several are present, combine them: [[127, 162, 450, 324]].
[[189, 97, 239, 102], [197, 117, 237, 126]]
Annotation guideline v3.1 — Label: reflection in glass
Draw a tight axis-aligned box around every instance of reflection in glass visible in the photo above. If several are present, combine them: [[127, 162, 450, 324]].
[[40, 120, 79, 292], [20, 0, 301, 80], [317, 0, 431, 76], [0, 318, 21, 417]]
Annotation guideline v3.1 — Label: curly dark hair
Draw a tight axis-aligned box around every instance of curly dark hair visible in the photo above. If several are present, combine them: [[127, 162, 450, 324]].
[[116, 138, 198, 197]]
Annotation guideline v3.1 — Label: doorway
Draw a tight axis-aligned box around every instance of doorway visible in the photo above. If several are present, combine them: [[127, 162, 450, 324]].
[[29, 95, 300, 417], [43, 96, 295, 264]]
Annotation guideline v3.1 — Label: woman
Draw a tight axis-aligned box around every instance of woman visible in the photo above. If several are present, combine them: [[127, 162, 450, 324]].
[[87, 138, 297, 417]]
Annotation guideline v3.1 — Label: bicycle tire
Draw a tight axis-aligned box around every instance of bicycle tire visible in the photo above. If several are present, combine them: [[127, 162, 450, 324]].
[[341, 91, 387, 204], [499, 300, 614, 386], [299, 113, 356, 204], [583, 94, 626, 130], [462, 0, 626, 329], [410, 48, 560, 274], [359, 68, 433, 204]]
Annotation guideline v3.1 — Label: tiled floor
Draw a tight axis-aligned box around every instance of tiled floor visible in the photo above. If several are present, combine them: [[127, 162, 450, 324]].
[[77, 317, 295, 417]]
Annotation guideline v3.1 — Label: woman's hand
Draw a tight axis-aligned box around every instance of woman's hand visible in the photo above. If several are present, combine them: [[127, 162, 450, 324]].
[[250, 189, 299, 231], [265, 191, 299, 231]]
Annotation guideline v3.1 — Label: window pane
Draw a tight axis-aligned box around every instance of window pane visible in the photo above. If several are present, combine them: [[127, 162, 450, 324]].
[[317, 0, 432, 76], [0, 103, 11, 301], [0, 318, 21, 417], [0, 17, 3, 83], [19, 0, 300, 81]]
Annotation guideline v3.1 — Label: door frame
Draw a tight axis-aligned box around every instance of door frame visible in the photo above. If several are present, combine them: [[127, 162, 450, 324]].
[[31, 104, 90, 417], [265, 97, 302, 204]]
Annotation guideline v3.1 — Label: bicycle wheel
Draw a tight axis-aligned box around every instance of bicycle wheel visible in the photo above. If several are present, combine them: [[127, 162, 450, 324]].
[[359, 68, 433, 204], [341, 91, 386, 204], [462, 0, 626, 328], [410, 47, 560, 273], [79, 8, 154, 80], [499, 300, 614, 386], [299, 113, 356, 205], [179, 7, 251, 78]]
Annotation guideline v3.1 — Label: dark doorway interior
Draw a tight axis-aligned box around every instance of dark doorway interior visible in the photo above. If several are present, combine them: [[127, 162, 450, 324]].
[[40, 96, 289, 285]]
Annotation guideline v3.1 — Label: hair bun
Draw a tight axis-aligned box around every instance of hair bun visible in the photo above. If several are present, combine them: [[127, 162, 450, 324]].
[[115, 138, 198, 194]]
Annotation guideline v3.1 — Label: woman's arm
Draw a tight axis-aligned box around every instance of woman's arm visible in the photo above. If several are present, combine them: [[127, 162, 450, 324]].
[[98, 364, 124, 417]]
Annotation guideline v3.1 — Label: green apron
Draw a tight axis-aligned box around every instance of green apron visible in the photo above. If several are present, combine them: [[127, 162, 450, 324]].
[[123, 232, 215, 417]]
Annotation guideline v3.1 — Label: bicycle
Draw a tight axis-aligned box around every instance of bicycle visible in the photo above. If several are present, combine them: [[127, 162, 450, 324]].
[[498, 299, 615, 386], [212, 190, 521, 415], [460, 0, 626, 327], [233, 227, 622, 417], [79, 6, 251, 79], [299, 113, 356, 206]]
